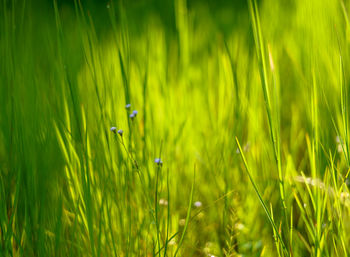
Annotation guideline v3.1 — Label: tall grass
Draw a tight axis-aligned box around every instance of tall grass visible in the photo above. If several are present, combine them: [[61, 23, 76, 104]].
[[1, 0, 350, 256]]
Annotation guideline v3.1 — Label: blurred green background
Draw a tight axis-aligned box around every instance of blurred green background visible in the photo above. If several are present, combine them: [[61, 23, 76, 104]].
[[1, 0, 350, 256]]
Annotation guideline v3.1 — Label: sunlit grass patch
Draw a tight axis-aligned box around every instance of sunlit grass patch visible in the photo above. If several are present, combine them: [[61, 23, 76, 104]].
[[2, 0, 350, 256]]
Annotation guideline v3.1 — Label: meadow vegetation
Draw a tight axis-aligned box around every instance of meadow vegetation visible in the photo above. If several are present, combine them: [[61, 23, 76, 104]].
[[1, 0, 350, 256]]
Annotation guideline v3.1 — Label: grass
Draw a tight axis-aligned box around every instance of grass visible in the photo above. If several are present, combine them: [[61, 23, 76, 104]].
[[1, 0, 350, 256]]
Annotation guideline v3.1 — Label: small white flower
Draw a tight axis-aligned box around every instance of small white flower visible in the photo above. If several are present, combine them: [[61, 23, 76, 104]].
[[159, 198, 168, 206], [194, 201, 202, 208]]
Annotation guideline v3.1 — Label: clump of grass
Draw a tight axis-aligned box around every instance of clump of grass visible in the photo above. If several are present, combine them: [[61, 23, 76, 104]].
[[2, 0, 350, 256]]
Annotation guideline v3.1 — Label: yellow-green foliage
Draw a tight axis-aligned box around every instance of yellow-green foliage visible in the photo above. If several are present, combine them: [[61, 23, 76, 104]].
[[1, 0, 350, 256]]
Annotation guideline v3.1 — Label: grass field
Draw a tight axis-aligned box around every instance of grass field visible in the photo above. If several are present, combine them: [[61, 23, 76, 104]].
[[2, 0, 350, 256]]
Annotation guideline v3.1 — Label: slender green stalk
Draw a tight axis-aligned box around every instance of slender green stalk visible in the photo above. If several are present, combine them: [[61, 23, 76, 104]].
[[236, 137, 288, 256]]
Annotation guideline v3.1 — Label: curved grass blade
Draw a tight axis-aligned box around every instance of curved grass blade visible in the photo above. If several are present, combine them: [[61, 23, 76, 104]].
[[235, 137, 288, 256], [174, 166, 195, 257]]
